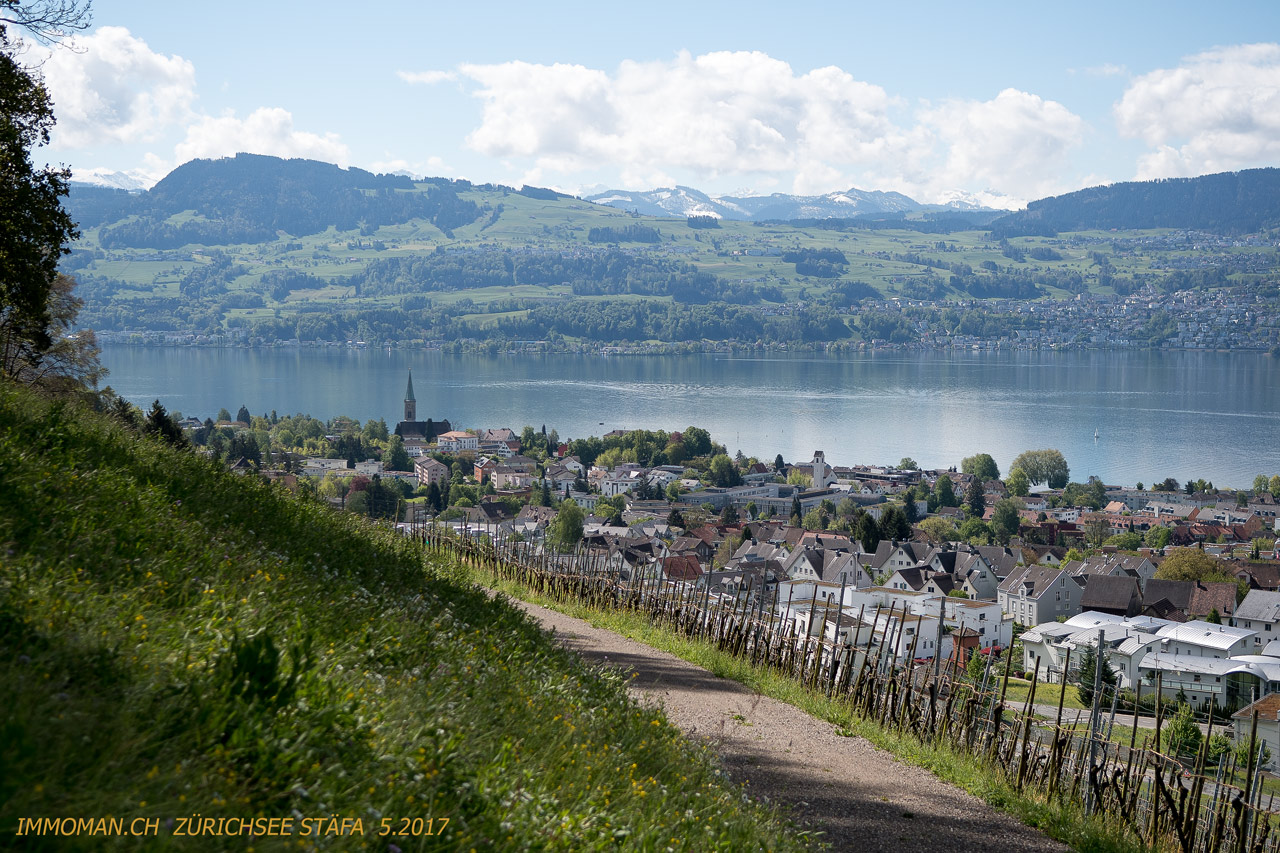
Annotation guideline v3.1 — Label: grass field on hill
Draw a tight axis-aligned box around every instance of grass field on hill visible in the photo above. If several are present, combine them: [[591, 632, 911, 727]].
[[0, 385, 811, 851]]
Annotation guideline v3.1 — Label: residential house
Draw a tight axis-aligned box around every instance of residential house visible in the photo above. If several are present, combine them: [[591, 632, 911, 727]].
[[998, 565, 1086, 626], [437, 431, 478, 454], [1234, 590, 1280, 652], [414, 456, 449, 489]]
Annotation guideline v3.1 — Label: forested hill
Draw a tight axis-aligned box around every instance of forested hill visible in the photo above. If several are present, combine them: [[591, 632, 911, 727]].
[[67, 153, 484, 247], [991, 168, 1280, 236]]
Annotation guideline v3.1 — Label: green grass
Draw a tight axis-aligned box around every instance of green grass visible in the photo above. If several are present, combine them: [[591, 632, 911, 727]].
[[0, 385, 810, 851], [467, 567, 1159, 853], [1003, 676, 1091, 713]]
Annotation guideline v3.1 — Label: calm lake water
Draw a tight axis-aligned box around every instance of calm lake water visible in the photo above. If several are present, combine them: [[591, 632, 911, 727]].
[[100, 346, 1280, 490]]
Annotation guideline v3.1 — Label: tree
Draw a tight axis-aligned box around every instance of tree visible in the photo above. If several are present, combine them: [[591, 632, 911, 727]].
[[1074, 642, 1117, 707], [1010, 449, 1070, 489], [880, 505, 911, 540], [773, 453, 785, 473], [1235, 738, 1271, 770], [235, 404, 250, 424], [965, 478, 986, 519], [386, 435, 411, 471], [961, 453, 999, 481], [720, 504, 739, 525], [1254, 474, 1270, 496], [0, 23, 82, 381], [919, 516, 958, 543], [966, 649, 985, 681], [1271, 475, 1280, 501], [665, 481, 682, 503], [549, 500, 584, 549], [1154, 549, 1226, 582], [1144, 526, 1171, 549], [666, 508, 684, 529], [143, 399, 187, 448], [855, 512, 881, 554], [1163, 703, 1202, 757], [1084, 516, 1111, 547], [217, 407, 232, 423], [681, 426, 711, 458], [990, 498, 1021, 543], [0, 2, 92, 44], [1006, 467, 1030, 497], [958, 517, 993, 545], [933, 474, 957, 508], [898, 457, 918, 471], [1206, 608, 1221, 625], [14, 273, 103, 391], [707, 453, 741, 487], [745, 500, 758, 520], [902, 494, 919, 523]]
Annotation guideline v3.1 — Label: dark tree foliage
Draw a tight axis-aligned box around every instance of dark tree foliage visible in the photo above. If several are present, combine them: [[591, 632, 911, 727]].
[[0, 28, 78, 378], [991, 168, 1280, 237], [686, 215, 719, 229], [855, 512, 881, 554], [587, 224, 660, 244], [1074, 642, 1118, 708], [95, 154, 480, 248], [879, 505, 910, 540], [143, 400, 187, 448]]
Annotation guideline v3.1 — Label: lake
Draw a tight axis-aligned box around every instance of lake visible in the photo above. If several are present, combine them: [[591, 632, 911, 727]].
[[99, 346, 1280, 490]]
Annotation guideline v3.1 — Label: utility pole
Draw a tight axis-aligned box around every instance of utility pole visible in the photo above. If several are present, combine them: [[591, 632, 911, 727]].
[[1085, 628, 1105, 816]]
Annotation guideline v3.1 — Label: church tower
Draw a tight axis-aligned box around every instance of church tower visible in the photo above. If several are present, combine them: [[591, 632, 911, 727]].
[[404, 370, 417, 422]]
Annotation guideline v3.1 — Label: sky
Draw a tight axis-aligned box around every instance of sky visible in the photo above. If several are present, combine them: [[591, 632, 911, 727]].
[[16, 0, 1280, 208]]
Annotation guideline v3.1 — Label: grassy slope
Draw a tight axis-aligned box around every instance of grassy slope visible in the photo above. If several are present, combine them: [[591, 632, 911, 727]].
[[0, 385, 810, 852]]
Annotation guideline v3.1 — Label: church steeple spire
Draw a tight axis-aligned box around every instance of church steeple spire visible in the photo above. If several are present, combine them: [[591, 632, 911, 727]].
[[404, 369, 417, 422]]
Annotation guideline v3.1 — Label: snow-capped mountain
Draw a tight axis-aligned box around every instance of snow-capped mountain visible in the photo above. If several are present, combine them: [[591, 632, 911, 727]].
[[585, 185, 1001, 220], [927, 188, 1022, 212], [70, 168, 155, 192]]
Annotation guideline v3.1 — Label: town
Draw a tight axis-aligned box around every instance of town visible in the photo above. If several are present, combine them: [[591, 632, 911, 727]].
[[153, 367, 1280, 773]]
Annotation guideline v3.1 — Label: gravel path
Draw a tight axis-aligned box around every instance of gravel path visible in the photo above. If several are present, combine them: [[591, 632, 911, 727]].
[[509, 597, 1067, 853]]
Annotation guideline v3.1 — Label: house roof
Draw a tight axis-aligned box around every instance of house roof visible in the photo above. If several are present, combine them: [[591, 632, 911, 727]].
[[1142, 578, 1193, 610], [1188, 582, 1238, 619], [999, 565, 1076, 598], [1081, 575, 1142, 611], [1235, 590, 1280, 623], [1138, 652, 1241, 676], [1232, 692, 1280, 722], [661, 555, 703, 582], [1155, 621, 1254, 650]]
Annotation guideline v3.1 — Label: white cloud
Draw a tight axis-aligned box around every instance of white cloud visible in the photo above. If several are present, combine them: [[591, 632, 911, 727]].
[[918, 88, 1086, 204], [40, 25, 196, 147], [1115, 43, 1280, 178], [457, 51, 899, 182], [172, 107, 350, 166], [439, 51, 1088, 203], [397, 70, 457, 85]]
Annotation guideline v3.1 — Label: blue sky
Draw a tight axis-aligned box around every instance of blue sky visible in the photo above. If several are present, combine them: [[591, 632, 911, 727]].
[[24, 0, 1280, 207]]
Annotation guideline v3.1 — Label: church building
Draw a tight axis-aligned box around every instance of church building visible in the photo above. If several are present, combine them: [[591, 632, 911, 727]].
[[394, 369, 451, 453]]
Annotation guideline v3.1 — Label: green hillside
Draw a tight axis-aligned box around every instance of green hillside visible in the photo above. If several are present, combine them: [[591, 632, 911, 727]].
[[64, 156, 1280, 348], [0, 383, 808, 850]]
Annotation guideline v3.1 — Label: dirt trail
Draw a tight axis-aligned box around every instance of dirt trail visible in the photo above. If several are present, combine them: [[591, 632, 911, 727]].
[[509, 597, 1066, 853]]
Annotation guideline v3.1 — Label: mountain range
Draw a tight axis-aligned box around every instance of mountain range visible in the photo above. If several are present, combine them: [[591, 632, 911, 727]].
[[65, 155, 1280, 238]]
